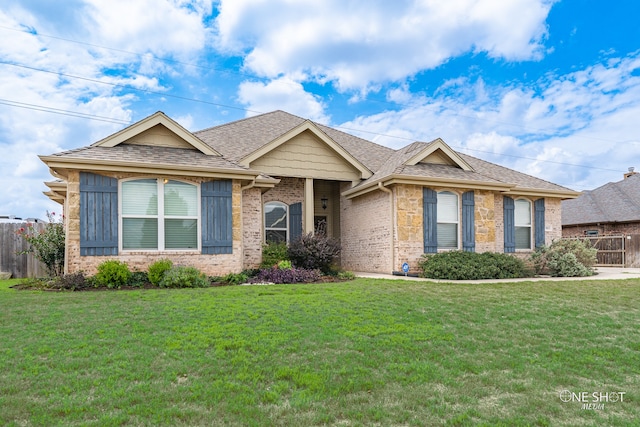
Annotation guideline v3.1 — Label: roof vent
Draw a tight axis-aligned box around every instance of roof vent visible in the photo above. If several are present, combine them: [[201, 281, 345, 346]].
[[624, 167, 637, 179]]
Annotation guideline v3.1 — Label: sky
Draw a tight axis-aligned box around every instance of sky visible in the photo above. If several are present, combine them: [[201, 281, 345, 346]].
[[1, 0, 639, 220]]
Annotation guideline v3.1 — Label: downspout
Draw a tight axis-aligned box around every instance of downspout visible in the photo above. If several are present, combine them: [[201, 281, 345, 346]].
[[378, 182, 394, 273]]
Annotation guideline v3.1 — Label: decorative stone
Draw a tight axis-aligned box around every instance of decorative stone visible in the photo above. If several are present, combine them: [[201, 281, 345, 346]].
[[0, 272, 12, 280]]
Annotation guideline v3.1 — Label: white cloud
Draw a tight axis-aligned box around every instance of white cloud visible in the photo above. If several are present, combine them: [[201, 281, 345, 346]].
[[215, 0, 554, 91], [339, 51, 640, 191], [237, 77, 330, 123]]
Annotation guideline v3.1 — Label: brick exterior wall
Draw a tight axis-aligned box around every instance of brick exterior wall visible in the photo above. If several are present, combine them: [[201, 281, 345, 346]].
[[340, 183, 392, 273], [563, 222, 640, 237], [241, 186, 263, 269], [64, 170, 244, 277], [341, 185, 564, 274]]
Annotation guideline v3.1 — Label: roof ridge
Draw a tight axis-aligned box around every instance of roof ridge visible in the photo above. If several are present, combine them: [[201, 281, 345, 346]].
[[194, 110, 296, 134]]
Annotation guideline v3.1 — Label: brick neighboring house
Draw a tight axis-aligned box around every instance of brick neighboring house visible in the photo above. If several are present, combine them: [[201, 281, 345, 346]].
[[39, 110, 579, 276], [562, 169, 640, 236]]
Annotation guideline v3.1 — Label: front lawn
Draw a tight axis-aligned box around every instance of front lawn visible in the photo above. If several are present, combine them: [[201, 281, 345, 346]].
[[0, 278, 638, 426]]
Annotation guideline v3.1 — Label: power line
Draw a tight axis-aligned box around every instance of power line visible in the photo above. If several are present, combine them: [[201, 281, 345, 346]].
[[0, 32, 631, 176], [0, 98, 131, 124]]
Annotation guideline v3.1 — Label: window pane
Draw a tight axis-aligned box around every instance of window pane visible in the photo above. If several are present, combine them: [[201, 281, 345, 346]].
[[515, 200, 531, 226], [265, 204, 287, 228], [165, 181, 197, 216], [437, 192, 458, 222], [515, 226, 531, 249], [266, 230, 287, 244], [122, 180, 158, 215], [123, 218, 158, 249], [165, 219, 197, 249], [437, 223, 458, 248]]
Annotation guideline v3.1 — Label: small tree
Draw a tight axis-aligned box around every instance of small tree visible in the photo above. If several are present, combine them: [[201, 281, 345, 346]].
[[16, 211, 65, 277]]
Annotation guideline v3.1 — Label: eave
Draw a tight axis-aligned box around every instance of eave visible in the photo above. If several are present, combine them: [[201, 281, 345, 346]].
[[343, 174, 581, 200], [342, 174, 513, 199], [39, 156, 260, 181]]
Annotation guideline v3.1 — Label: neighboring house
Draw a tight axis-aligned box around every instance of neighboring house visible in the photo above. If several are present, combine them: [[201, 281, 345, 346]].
[[562, 169, 640, 236], [39, 110, 579, 275]]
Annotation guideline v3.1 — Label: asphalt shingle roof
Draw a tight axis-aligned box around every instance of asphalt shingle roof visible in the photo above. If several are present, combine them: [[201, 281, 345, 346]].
[[48, 145, 249, 171], [44, 109, 576, 195], [562, 173, 640, 225]]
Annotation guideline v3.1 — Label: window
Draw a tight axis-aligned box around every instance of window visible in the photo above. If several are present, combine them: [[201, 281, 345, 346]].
[[514, 199, 531, 250], [437, 191, 458, 249], [265, 201, 288, 243], [121, 179, 198, 250]]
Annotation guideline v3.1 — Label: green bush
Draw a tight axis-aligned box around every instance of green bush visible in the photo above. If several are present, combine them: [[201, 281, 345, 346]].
[[287, 232, 341, 274], [419, 251, 529, 280], [261, 242, 289, 268], [128, 271, 150, 288], [95, 260, 132, 289], [148, 259, 173, 286], [159, 266, 209, 288], [16, 211, 65, 277], [220, 272, 249, 286], [531, 239, 597, 277]]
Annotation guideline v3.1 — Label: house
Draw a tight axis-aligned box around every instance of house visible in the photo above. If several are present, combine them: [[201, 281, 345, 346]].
[[39, 110, 580, 276], [562, 169, 640, 237]]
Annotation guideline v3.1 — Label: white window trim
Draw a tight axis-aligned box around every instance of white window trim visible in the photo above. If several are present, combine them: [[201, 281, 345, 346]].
[[119, 178, 201, 252], [264, 201, 289, 243], [514, 198, 532, 251], [437, 190, 460, 251]]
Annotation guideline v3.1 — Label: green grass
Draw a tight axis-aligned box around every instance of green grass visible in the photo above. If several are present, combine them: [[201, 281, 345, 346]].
[[1, 277, 638, 426]]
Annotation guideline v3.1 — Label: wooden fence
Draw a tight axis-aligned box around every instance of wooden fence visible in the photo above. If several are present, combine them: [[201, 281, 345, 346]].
[[566, 234, 640, 267], [0, 223, 47, 278]]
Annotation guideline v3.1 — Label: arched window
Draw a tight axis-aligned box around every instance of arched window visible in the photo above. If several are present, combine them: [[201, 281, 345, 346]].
[[437, 191, 459, 249], [264, 201, 288, 243], [514, 199, 532, 249], [121, 179, 198, 250]]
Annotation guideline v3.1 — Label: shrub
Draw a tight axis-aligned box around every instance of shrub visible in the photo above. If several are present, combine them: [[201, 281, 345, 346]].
[[159, 266, 209, 288], [531, 239, 597, 277], [277, 260, 292, 270], [251, 267, 321, 284], [419, 251, 529, 280], [337, 270, 356, 281], [51, 272, 91, 291], [148, 259, 173, 286], [95, 260, 132, 289], [287, 232, 341, 274], [128, 271, 150, 288], [220, 272, 249, 286], [261, 242, 289, 268], [16, 211, 65, 277]]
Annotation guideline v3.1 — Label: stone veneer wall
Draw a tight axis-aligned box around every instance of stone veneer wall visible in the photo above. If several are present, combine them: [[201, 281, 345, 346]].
[[64, 170, 245, 277], [544, 198, 562, 243], [394, 184, 424, 273], [474, 190, 496, 253], [340, 183, 392, 273]]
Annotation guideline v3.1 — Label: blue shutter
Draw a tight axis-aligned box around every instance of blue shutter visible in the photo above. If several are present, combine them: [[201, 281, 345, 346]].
[[423, 188, 438, 253], [504, 196, 515, 253], [534, 198, 545, 248], [79, 172, 118, 256], [201, 180, 233, 254], [462, 191, 475, 252], [289, 202, 303, 242]]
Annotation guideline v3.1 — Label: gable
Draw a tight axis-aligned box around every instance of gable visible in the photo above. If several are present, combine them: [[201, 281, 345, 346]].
[[124, 124, 196, 150], [93, 111, 220, 156], [248, 129, 363, 181], [419, 148, 459, 166], [405, 139, 473, 171]]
